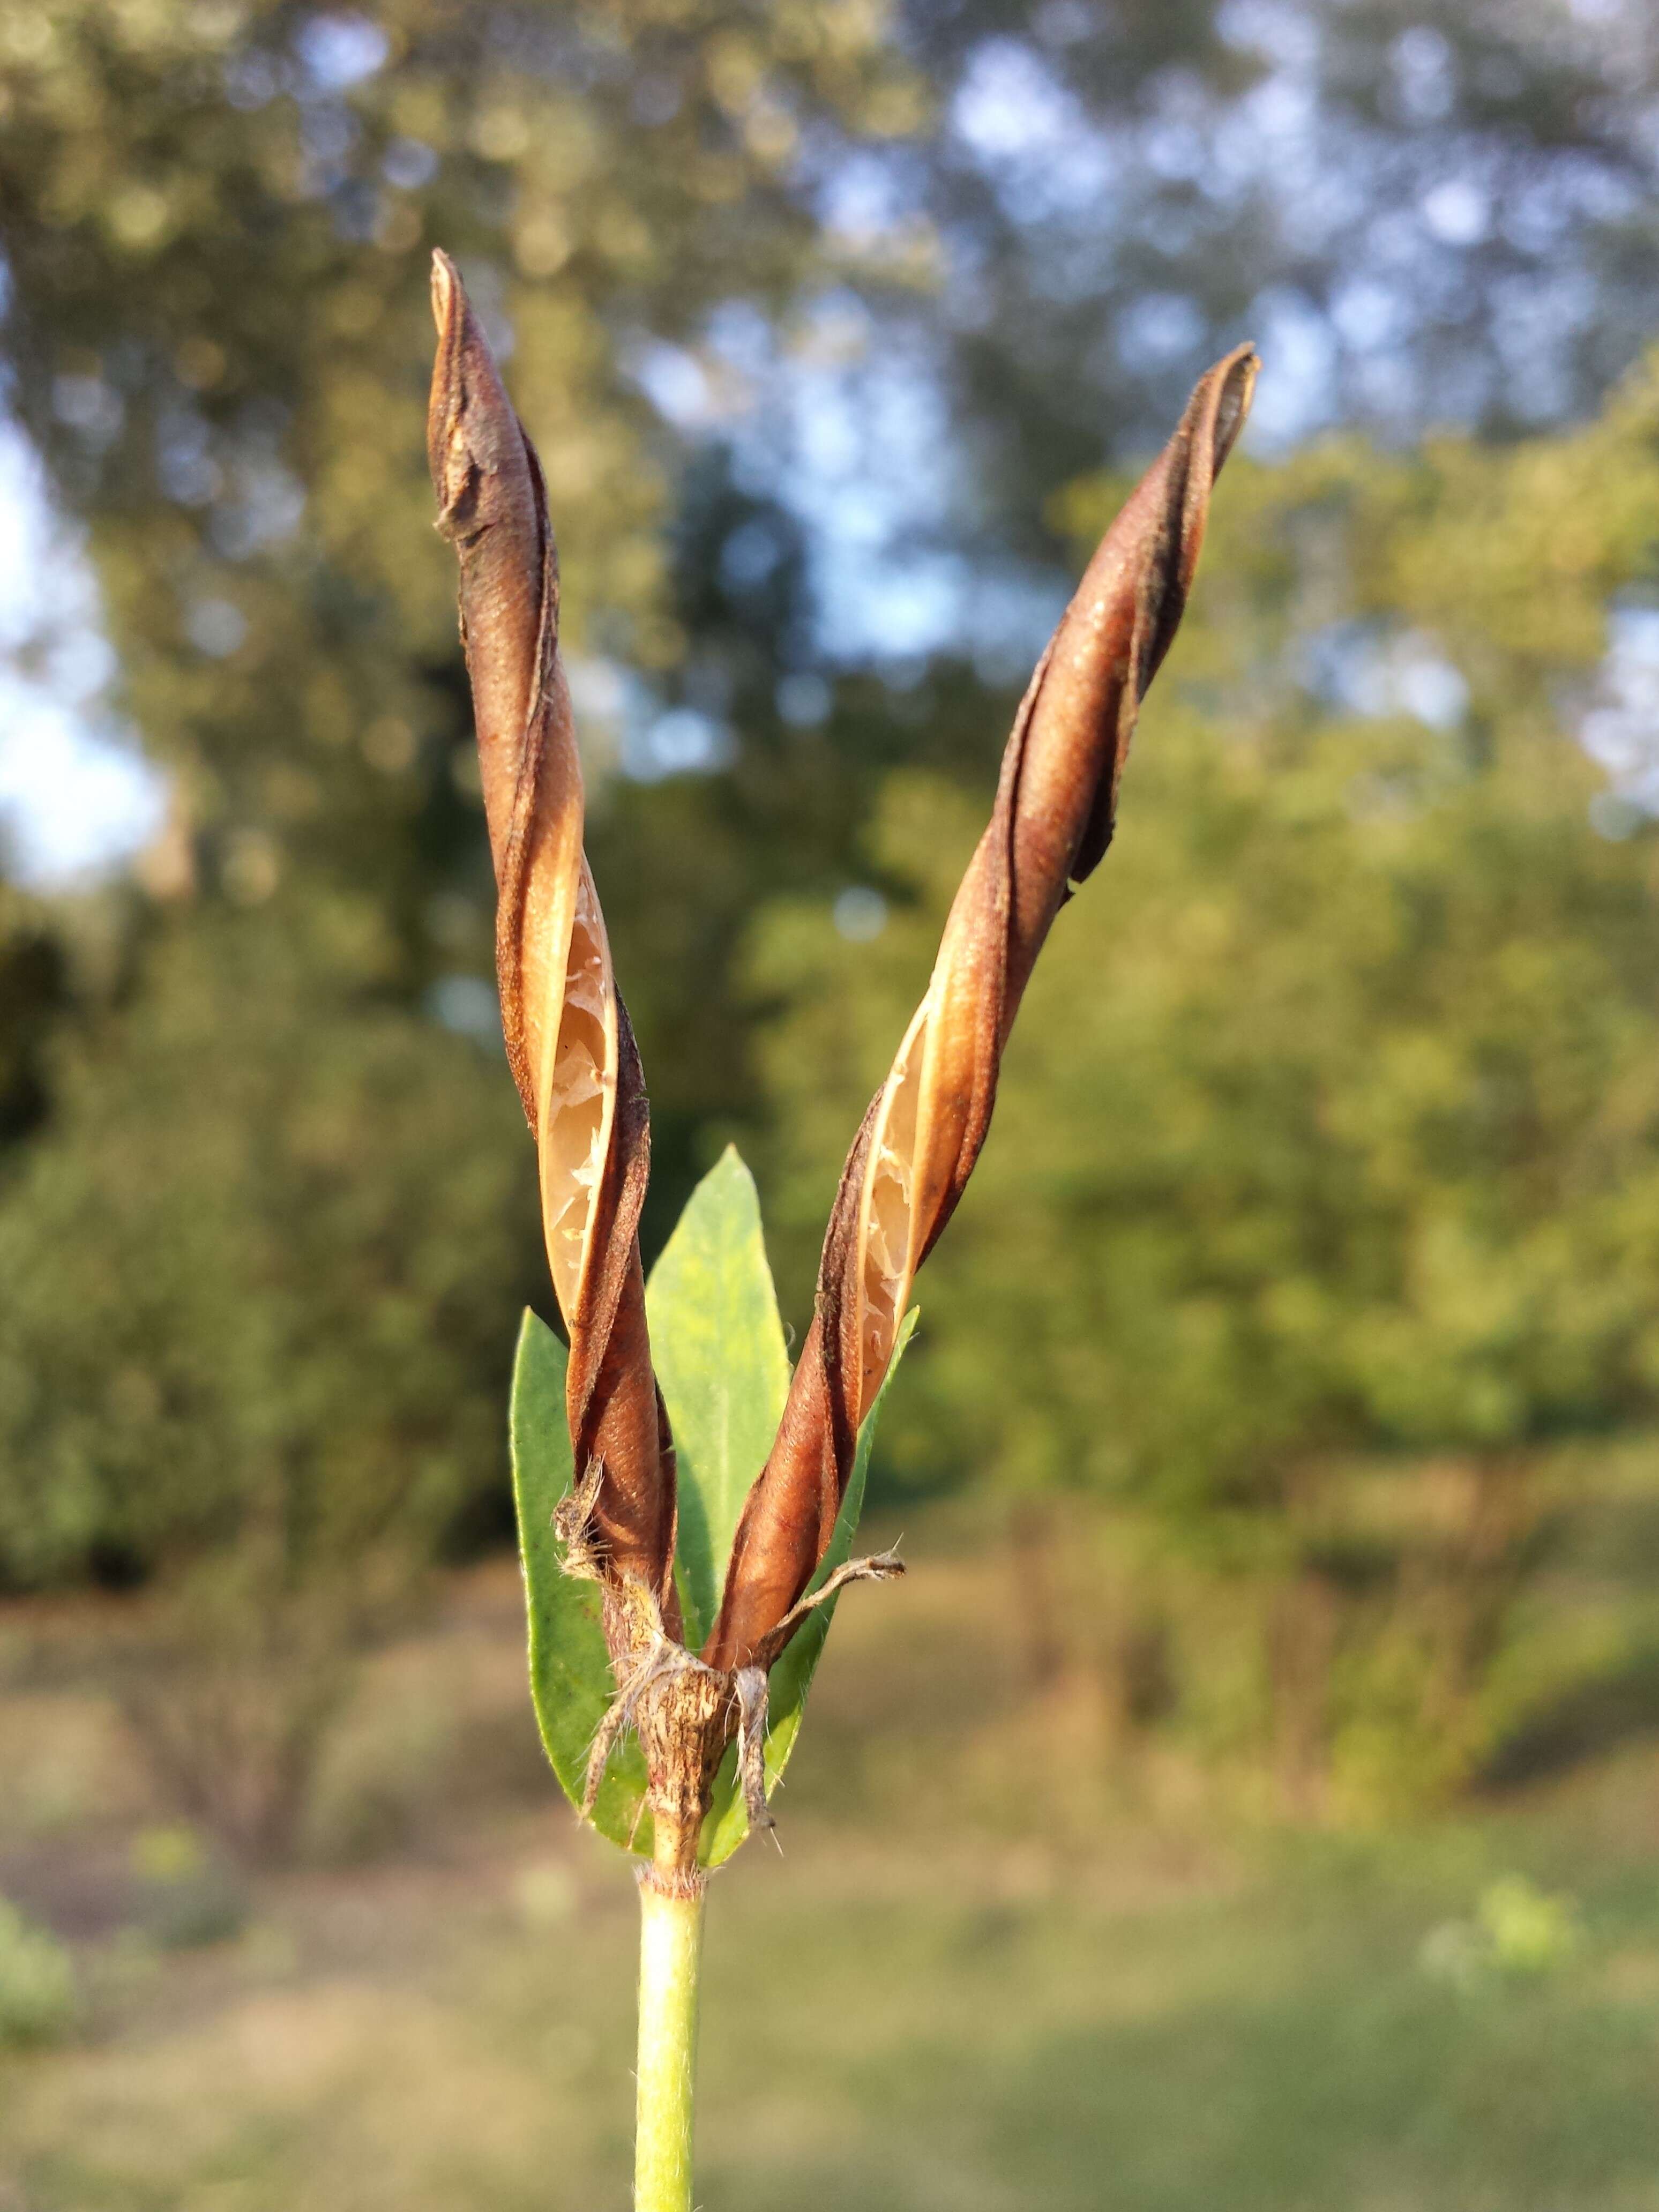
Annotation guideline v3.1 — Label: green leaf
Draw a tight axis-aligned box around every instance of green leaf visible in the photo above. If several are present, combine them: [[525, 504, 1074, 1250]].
[[646, 1145, 791, 1651], [699, 1307, 918, 1869], [509, 1308, 653, 1856]]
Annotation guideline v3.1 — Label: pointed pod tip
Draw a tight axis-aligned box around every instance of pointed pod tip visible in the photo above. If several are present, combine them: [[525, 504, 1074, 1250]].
[[425, 249, 519, 505], [430, 247, 460, 335], [1207, 343, 1260, 477]]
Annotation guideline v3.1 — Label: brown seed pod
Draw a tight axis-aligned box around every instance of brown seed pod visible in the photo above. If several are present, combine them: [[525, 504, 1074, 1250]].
[[705, 343, 1259, 1675], [428, 252, 677, 1636]]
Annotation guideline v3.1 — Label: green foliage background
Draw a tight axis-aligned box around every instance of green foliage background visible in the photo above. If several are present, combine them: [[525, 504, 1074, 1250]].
[[1, 0, 1658, 1838]]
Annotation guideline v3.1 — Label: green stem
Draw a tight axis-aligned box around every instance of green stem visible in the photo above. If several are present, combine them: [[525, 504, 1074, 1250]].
[[634, 1870, 705, 2212]]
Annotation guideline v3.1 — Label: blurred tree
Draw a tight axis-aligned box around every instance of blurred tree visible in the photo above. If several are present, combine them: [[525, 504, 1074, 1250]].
[[0, 900, 529, 1586], [0, 0, 928, 1841], [0, 0, 929, 1207], [0, 892, 533, 1850], [751, 351, 1659, 1810], [4, 1, 1656, 1189], [890, 0, 1659, 539], [0, 0, 926, 1538], [0, 884, 70, 1154]]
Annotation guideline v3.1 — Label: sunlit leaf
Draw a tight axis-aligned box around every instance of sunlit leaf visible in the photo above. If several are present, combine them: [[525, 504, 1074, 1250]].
[[510, 1307, 652, 1855], [646, 1144, 791, 1649]]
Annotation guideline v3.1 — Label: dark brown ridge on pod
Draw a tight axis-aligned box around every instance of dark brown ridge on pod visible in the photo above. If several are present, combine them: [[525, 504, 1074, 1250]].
[[428, 251, 678, 1633], [705, 343, 1259, 1677]]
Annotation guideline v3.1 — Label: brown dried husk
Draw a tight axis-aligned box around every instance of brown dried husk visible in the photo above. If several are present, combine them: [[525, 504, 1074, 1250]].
[[428, 252, 677, 1636], [704, 343, 1259, 1675]]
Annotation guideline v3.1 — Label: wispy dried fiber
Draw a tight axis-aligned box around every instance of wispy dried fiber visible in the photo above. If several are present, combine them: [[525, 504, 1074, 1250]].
[[705, 343, 1259, 1675], [428, 252, 677, 1634]]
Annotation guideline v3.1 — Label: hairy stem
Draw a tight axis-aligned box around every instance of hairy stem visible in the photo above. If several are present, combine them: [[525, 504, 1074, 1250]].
[[634, 1867, 704, 2212]]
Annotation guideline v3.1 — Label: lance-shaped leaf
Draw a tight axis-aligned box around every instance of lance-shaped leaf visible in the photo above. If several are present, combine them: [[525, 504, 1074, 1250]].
[[705, 344, 1259, 1675], [429, 252, 675, 1628], [646, 1147, 791, 1653]]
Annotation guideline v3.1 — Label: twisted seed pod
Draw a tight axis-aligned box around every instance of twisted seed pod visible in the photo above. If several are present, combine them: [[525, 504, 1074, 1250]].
[[428, 252, 677, 1630], [706, 344, 1259, 1674]]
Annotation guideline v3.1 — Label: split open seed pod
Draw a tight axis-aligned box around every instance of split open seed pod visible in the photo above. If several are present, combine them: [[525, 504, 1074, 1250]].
[[428, 250, 676, 1648], [429, 247, 1254, 1871], [704, 341, 1259, 1677]]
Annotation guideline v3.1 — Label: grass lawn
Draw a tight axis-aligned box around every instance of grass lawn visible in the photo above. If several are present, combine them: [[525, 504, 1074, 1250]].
[[2, 1545, 1657, 2210]]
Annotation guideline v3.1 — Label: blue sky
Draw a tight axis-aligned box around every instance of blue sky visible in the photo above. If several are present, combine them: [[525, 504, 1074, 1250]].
[[0, 416, 164, 885]]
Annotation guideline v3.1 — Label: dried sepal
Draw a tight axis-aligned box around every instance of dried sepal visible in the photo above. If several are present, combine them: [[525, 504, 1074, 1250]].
[[428, 250, 677, 1632], [706, 343, 1259, 1674]]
